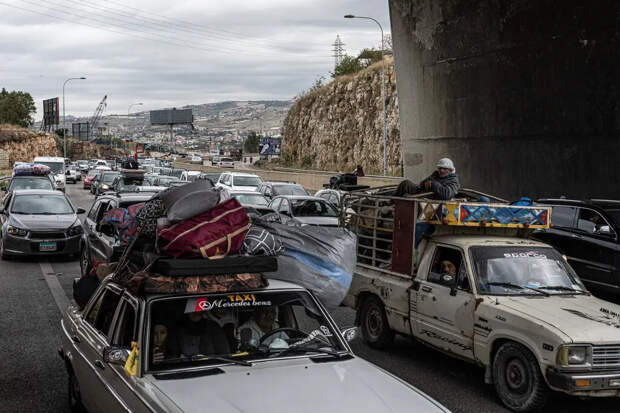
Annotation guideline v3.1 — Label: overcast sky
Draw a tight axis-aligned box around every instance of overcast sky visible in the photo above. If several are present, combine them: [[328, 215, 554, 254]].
[[0, 0, 390, 120]]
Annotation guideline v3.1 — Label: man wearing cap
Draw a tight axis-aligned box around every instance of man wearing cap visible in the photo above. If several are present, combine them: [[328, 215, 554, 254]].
[[395, 157, 460, 200]]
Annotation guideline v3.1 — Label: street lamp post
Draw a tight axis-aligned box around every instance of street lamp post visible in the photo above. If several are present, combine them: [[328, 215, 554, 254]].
[[62, 77, 86, 158], [344, 14, 387, 176]]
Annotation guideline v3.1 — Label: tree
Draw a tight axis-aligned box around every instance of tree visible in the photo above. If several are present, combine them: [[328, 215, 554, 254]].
[[358, 48, 383, 67], [244, 131, 260, 153], [0, 88, 36, 127], [331, 55, 364, 78]]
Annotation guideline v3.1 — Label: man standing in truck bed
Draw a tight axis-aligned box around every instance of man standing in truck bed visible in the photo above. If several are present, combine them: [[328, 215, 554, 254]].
[[395, 157, 460, 200]]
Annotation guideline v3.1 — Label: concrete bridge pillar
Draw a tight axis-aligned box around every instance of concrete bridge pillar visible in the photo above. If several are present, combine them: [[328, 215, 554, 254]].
[[389, 0, 619, 199]]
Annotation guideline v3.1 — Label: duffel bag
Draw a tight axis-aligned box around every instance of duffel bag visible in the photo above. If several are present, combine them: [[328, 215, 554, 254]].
[[136, 198, 166, 238], [158, 198, 250, 258], [32, 164, 51, 176], [159, 180, 216, 224]]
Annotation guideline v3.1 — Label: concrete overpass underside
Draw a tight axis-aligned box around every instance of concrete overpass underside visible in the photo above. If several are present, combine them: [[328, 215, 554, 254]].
[[389, 0, 619, 199]]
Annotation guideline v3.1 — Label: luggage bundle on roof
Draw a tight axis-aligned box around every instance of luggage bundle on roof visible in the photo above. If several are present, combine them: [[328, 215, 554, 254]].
[[13, 162, 51, 176], [75, 178, 358, 307]]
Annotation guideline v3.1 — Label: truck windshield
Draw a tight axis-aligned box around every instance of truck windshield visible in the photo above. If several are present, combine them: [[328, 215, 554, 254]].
[[471, 246, 586, 295], [36, 162, 64, 174], [148, 290, 346, 371]]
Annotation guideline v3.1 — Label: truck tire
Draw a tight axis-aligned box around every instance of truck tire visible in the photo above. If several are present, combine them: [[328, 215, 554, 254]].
[[359, 295, 394, 349], [493, 341, 549, 412]]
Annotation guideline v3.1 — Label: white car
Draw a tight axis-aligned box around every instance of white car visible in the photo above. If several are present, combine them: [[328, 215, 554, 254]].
[[180, 170, 202, 182], [34, 156, 66, 192], [268, 196, 340, 226], [66, 168, 79, 184], [216, 172, 263, 192], [190, 155, 202, 164], [219, 157, 234, 168]]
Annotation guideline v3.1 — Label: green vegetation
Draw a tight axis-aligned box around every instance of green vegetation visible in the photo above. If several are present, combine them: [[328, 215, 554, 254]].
[[331, 48, 385, 78], [0, 88, 36, 127], [243, 131, 260, 153]]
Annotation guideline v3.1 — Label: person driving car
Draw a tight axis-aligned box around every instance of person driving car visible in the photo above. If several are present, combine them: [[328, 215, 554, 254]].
[[169, 312, 230, 358], [238, 306, 288, 349]]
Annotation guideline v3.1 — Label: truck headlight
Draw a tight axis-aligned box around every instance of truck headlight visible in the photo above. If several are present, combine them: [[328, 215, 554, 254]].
[[7, 226, 28, 237], [557, 345, 591, 366]]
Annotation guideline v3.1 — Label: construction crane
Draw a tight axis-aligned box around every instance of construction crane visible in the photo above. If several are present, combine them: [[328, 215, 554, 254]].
[[89, 95, 107, 140]]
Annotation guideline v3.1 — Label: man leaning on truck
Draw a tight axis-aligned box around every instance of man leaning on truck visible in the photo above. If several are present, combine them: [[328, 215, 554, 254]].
[[395, 157, 461, 200]]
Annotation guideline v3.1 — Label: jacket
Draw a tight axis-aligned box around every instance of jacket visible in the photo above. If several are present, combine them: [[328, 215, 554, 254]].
[[424, 171, 460, 200]]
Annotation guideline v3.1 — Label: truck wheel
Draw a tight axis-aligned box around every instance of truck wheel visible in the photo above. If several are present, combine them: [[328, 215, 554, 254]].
[[359, 296, 394, 349], [493, 341, 549, 412], [68, 371, 86, 413]]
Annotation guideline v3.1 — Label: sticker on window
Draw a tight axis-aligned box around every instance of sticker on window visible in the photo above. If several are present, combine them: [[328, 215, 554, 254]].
[[503, 251, 547, 259], [185, 294, 272, 313]]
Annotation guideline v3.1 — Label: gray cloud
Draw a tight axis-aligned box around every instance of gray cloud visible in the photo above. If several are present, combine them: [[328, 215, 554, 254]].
[[0, 0, 390, 120]]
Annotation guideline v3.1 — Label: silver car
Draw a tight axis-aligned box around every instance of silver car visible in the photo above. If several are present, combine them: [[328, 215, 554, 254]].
[[269, 195, 340, 226], [60, 278, 449, 413], [0, 189, 85, 259]]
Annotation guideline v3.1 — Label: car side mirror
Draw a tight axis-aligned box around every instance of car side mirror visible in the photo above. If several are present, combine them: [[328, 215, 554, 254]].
[[596, 225, 613, 236], [341, 327, 358, 342], [76, 207, 86, 214], [103, 346, 130, 366]]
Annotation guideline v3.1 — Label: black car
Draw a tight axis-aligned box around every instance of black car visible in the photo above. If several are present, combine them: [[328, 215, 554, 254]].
[[532, 198, 620, 296], [258, 182, 309, 200], [80, 192, 154, 276]]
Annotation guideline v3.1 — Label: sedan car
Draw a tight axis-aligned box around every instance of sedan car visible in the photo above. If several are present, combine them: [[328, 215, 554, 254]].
[[216, 172, 263, 192], [83, 169, 98, 190], [94, 171, 120, 196], [269, 195, 340, 226], [60, 276, 449, 413], [259, 182, 308, 200], [229, 190, 275, 216], [0, 189, 85, 259], [66, 168, 79, 183]]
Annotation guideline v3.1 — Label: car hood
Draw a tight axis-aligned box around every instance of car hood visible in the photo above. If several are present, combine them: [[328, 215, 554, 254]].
[[146, 358, 447, 413], [9, 213, 77, 230], [295, 216, 340, 226], [498, 295, 620, 344]]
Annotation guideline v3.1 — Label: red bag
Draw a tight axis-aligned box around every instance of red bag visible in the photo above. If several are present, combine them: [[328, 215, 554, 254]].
[[32, 164, 51, 176], [158, 198, 250, 258]]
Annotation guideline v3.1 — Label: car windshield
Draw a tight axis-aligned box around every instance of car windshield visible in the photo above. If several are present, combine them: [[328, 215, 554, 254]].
[[471, 246, 586, 295], [102, 173, 120, 184], [9, 177, 53, 191], [148, 290, 346, 371], [156, 176, 177, 185], [118, 176, 145, 191], [36, 162, 64, 174], [292, 199, 338, 217], [233, 176, 262, 187], [168, 181, 187, 187], [274, 184, 307, 196], [232, 193, 270, 206], [11, 194, 74, 214]]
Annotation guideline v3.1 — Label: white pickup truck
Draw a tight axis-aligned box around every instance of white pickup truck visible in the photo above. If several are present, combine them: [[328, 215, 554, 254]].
[[341, 189, 620, 412]]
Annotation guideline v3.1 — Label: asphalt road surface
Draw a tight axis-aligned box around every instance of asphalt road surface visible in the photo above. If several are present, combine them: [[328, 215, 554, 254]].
[[1, 183, 618, 413]]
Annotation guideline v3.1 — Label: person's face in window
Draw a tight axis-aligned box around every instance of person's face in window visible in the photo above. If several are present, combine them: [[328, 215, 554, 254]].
[[153, 324, 168, 347], [438, 167, 451, 177], [441, 261, 457, 275], [255, 307, 276, 332]]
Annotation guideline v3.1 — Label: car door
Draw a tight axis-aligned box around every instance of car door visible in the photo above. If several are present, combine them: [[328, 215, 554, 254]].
[[99, 199, 120, 262], [103, 295, 151, 412], [412, 244, 475, 359], [569, 207, 619, 291], [87, 199, 111, 263], [73, 286, 124, 413], [532, 205, 579, 261]]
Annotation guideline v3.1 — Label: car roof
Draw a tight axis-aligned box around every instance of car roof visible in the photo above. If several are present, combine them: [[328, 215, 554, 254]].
[[228, 172, 261, 177], [12, 189, 63, 195], [430, 234, 552, 249], [11, 175, 50, 179], [274, 195, 322, 201], [230, 190, 266, 195]]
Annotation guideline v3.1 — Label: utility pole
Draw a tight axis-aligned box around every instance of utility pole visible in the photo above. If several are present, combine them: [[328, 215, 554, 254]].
[[332, 35, 345, 68], [62, 76, 86, 158]]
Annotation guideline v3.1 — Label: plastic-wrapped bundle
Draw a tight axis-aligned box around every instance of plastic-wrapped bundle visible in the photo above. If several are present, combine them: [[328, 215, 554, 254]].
[[252, 220, 356, 307]]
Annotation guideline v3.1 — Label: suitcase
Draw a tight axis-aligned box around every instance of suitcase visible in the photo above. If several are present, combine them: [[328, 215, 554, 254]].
[[158, 198, 250, 258]]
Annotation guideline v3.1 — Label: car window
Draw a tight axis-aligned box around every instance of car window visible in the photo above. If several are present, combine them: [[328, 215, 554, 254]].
[[427, 246, 465, 288], [112, 300, 137, 349], [328, 194, 339, 206], [577, 208, 613, 235], [279, 199, 291, 215], [232, 194, 270, 206], [270, 198, 281, 210], [85, 288, 122, 338], [95, 201, 111, 223], [550, 206, 577, 228], [88, 200, 101, 221], [233, 176, 262, 187], [273, 184, 307, 196], [11, 194, 74, 215], [291, 199, 338, 217]]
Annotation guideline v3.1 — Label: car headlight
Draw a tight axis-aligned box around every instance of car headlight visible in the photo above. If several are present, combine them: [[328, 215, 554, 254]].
[[67, 224, 83, 236], [101, 184, 110, 190], [557, 345, 591, 366], [7, 226, 28, 237]]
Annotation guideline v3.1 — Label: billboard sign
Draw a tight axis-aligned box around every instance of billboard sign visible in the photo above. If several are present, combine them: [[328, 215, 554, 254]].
[[149, 108, 193, 125], [42, 97, 60, 129], [258, 137, 281, 155], [71, 122, 90, 141]]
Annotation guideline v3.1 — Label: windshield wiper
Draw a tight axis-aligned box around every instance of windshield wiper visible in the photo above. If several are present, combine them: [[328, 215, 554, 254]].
[[271, 345, 345, 358], [191, 355, 252, 367], [539, 285, 588, 294], [486, 282, 549, 296]]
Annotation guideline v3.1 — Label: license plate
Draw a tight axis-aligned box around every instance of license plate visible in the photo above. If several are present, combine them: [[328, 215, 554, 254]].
[[39, 242, 57, 252]]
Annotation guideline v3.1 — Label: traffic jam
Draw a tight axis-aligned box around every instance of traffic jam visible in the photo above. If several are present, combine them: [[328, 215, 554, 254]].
[[2, 155, 620, 413]]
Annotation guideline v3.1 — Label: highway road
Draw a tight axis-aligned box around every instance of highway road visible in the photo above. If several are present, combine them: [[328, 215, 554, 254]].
[[0, 183, 618, 413]]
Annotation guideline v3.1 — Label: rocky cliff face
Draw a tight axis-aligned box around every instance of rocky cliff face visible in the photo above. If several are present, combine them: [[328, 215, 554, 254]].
[[282, 58, 400, 175], [0, 124, 59, 166]]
